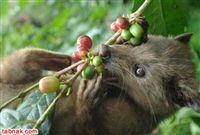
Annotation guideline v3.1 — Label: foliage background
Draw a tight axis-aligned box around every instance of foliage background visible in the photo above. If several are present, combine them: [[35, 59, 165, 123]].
[[0, 0, 200, 135]]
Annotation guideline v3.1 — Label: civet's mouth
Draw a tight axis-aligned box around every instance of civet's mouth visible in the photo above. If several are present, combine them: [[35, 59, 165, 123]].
[[99, 44, 113, 76], [99, 44, 111, 64], [98, 44, 120, 86]]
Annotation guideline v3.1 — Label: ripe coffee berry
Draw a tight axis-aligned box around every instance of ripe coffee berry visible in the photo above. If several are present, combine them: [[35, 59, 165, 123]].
[[78, 50, 88, 58], [110, 21, 119, 32], [116, 17, 130, 29], [77, 44, 89, 52], [72, 51, 81, 61], [77, 35, 92, 49]]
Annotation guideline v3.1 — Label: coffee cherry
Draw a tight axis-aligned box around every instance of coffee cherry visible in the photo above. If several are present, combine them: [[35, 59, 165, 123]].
[[130, 37, 141, 45], [92, 56, 103, 66], [116, 17, 130, 29], [82, 66, 95, 79], [110, 21, 119, 32], [72, 51, 81, 61], [130, 22, 144, 38], [96, 65, 106, 74], [39, 76, 60, 93], [79, 50, 88, 58], [77, 44, 89, 52], [77, 35, 92, 49], [121, 29, 132, 40]]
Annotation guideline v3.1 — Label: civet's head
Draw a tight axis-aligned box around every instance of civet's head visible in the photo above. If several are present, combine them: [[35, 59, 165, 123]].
[[100, 33, 199, 116]]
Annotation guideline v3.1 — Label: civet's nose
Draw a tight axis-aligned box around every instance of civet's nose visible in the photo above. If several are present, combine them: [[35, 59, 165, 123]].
[[99, 44, 111, 59]]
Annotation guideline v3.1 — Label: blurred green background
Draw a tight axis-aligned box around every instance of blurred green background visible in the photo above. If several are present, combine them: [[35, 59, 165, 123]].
[[0, 0, 200, 135]]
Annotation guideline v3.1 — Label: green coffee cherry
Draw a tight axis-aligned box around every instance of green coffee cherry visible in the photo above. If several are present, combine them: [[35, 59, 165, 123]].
[[130, 22, 144, 38], [82, 65, 95, 79], [92, 56, 103, 67], [121, 29, 132, 40], [130, 37, 141, 46], [96, 65, 105, 74]]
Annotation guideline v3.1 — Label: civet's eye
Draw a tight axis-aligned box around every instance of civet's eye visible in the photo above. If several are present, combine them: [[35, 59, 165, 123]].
[[134, 64, 145, 77]]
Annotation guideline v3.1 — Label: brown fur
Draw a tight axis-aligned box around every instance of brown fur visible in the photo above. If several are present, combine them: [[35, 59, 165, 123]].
[[0, 34, 199, 135]]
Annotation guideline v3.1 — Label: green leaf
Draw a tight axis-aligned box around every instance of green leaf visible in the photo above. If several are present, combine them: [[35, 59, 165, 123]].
[[190, 122, 200, 135], [0, 90, 56, 135], [132, 0, 190, 36]]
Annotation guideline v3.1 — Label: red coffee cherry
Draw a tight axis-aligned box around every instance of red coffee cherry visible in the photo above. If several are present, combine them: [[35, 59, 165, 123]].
[[77, 35, 92, 49], [116, 17, 130, 29], [110, 21, 119, 32], [72, 51, 81, 61], [78, 50, 88, 58]]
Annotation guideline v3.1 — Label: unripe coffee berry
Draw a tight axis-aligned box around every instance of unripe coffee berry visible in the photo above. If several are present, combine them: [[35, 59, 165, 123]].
[[121, 29, 132, 40], [82, 66, 95, 79], [130, 22, 144, 38], [96, 65, 106, 74], [39, 76, 60, 93], [92, 56, 103, 67], [130, 37, 141, 45]]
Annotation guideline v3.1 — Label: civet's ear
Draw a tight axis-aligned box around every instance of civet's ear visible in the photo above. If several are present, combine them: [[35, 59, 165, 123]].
[[171, 80, 200, 112], [174, 33, 193, 44]]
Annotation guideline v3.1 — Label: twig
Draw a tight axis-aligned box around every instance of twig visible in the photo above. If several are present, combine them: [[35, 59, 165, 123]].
[[68, 62, 88, 83], [131, 0, 152, 17], [104, 30, 121, 45], [0, 82, 39, 110], [104, 0, 152, 45], [0, 60, 84, 110], [54, 60, 84, 77]]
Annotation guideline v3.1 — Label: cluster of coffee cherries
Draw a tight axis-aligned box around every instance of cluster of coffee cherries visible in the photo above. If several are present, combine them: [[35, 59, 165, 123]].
[[72, 35, 104, 79], [111, 16, 145, 45], [72, 35, 92, 61]]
